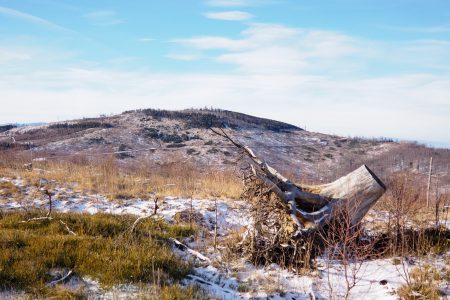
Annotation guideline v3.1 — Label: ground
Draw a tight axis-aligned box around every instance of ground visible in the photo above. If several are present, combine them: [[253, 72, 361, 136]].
[[1, 175, 449, 299]]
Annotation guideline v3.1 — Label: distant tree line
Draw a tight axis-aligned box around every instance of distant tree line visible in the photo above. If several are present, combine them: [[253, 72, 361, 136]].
[[0, 125, 17, 133], [48, 121, 113, 130], [125, 108, 302, 132]]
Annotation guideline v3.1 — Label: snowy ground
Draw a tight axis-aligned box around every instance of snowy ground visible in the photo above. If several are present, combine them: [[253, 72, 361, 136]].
[[1, 176, 449, 299]]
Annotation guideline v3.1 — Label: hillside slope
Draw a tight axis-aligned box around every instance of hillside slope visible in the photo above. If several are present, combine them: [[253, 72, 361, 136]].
[[0, 108, 448, 185]]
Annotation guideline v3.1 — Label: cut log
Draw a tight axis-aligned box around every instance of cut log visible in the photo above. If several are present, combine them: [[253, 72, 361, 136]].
[[300, 164, 386, 226], [210, 128, 387, 238]]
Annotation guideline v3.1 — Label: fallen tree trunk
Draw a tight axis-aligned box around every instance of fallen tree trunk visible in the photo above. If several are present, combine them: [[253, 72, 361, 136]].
[[211, 128, 386, 239], [301, 164, 386, 226]]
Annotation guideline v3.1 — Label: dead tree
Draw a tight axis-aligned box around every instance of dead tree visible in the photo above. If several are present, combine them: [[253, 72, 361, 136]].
[[211, 128, 386, 239]]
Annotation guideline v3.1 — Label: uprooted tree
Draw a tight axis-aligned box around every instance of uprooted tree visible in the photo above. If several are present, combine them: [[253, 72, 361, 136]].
[[211, 128, 387, 269]]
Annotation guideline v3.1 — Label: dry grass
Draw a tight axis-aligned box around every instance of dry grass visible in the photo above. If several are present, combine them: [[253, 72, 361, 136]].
[[397, 264, 443, 300], [0, 181, 21, 198], [0, 151, 242, 200]]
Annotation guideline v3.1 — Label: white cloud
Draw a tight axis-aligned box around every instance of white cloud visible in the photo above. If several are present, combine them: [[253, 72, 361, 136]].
[[0, 5, 71, 32], [0, 48, 32, 63], [370, 39, 450, 71], [217, 46, 307, 73], [172, 22, 450, 79], [1, 66, 449, 145], [83, 10, 123, 26], [165, 53, 199, 61], [137, 37, 155, 42], [380, 24, 450, 33], [205, 0, 270, 7], [174, 36, 250, 51], [173, 23, 300, 53], [205, 10, 253, 21], [173, 23, 360, 74]]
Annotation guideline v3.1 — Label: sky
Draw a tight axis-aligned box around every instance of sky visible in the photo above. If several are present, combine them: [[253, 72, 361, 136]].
[[0, 0, 449, 147]]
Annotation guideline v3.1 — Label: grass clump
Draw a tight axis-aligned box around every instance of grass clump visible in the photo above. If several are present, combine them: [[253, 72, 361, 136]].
[[397, 265, 442, 300], [0, 211, 195, 297], [0, 181, 21, 197]]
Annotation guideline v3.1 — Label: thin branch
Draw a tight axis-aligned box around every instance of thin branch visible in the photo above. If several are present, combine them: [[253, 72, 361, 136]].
[[47, 269, 73, 287], [170, 238, 211, 263], [59, 220, 76, 236], [20, 216, 53, 223], [130, 213, 157, 233], [130, 197, 159, 232]]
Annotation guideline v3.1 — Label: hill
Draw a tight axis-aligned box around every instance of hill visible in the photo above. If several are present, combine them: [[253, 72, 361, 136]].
[[0, 108, 448, 185]]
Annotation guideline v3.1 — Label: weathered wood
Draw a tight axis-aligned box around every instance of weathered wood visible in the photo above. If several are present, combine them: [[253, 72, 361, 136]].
[[300, 165, 386, 226], [211, 128, 387, 238]]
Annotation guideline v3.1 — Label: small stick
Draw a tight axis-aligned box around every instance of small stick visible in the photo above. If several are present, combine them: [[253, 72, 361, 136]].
[[59, 220, 76, 236], [20, 216, 53, 223], [214, 197, 218, 251], [170, 238, 211, 263], [47, 270, 73, 287], [41, 189, 52, 217], [130, 197, 159, 232], [153, 197, 159, 215], [426, 156, 433, 208]]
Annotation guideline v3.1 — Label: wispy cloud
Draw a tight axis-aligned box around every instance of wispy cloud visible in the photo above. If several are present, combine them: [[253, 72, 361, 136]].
[[0, 48, 32, 63], [165, 53, 199, 61], [0, 5, 71, 32], [83, 10, 123, 26], [205, 10, 253, 21], [137, 37, 156, 42], [172, 20, 450, 77], [380, 23, 450, 33], [172, 23, 359, 74], [174, 36, 249, 51], [205, 0, 270, 7]]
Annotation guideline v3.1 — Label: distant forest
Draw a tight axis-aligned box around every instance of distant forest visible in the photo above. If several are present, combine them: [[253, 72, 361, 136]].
[[126, 108, 302, 132]]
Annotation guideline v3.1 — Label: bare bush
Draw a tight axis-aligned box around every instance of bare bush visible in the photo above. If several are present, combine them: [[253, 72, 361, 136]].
[[320, 208, 380, 300]]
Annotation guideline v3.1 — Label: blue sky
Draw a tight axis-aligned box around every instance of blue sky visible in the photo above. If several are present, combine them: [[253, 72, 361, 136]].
[[0, 0, 449, 147]]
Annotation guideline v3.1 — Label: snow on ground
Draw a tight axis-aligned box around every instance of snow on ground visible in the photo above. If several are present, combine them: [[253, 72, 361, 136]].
[[0, 177, 250, 236], [315, 258, 404, 299], [184, 254, 449, 300], [186, 261, 315, 299], [18, 194, 250, 235], [0, 176, 448, 299]]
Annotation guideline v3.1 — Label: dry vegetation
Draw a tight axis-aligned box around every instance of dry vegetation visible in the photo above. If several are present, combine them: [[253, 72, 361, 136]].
[[0, 150, 242, 200], [0, 211, 204, 299]]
